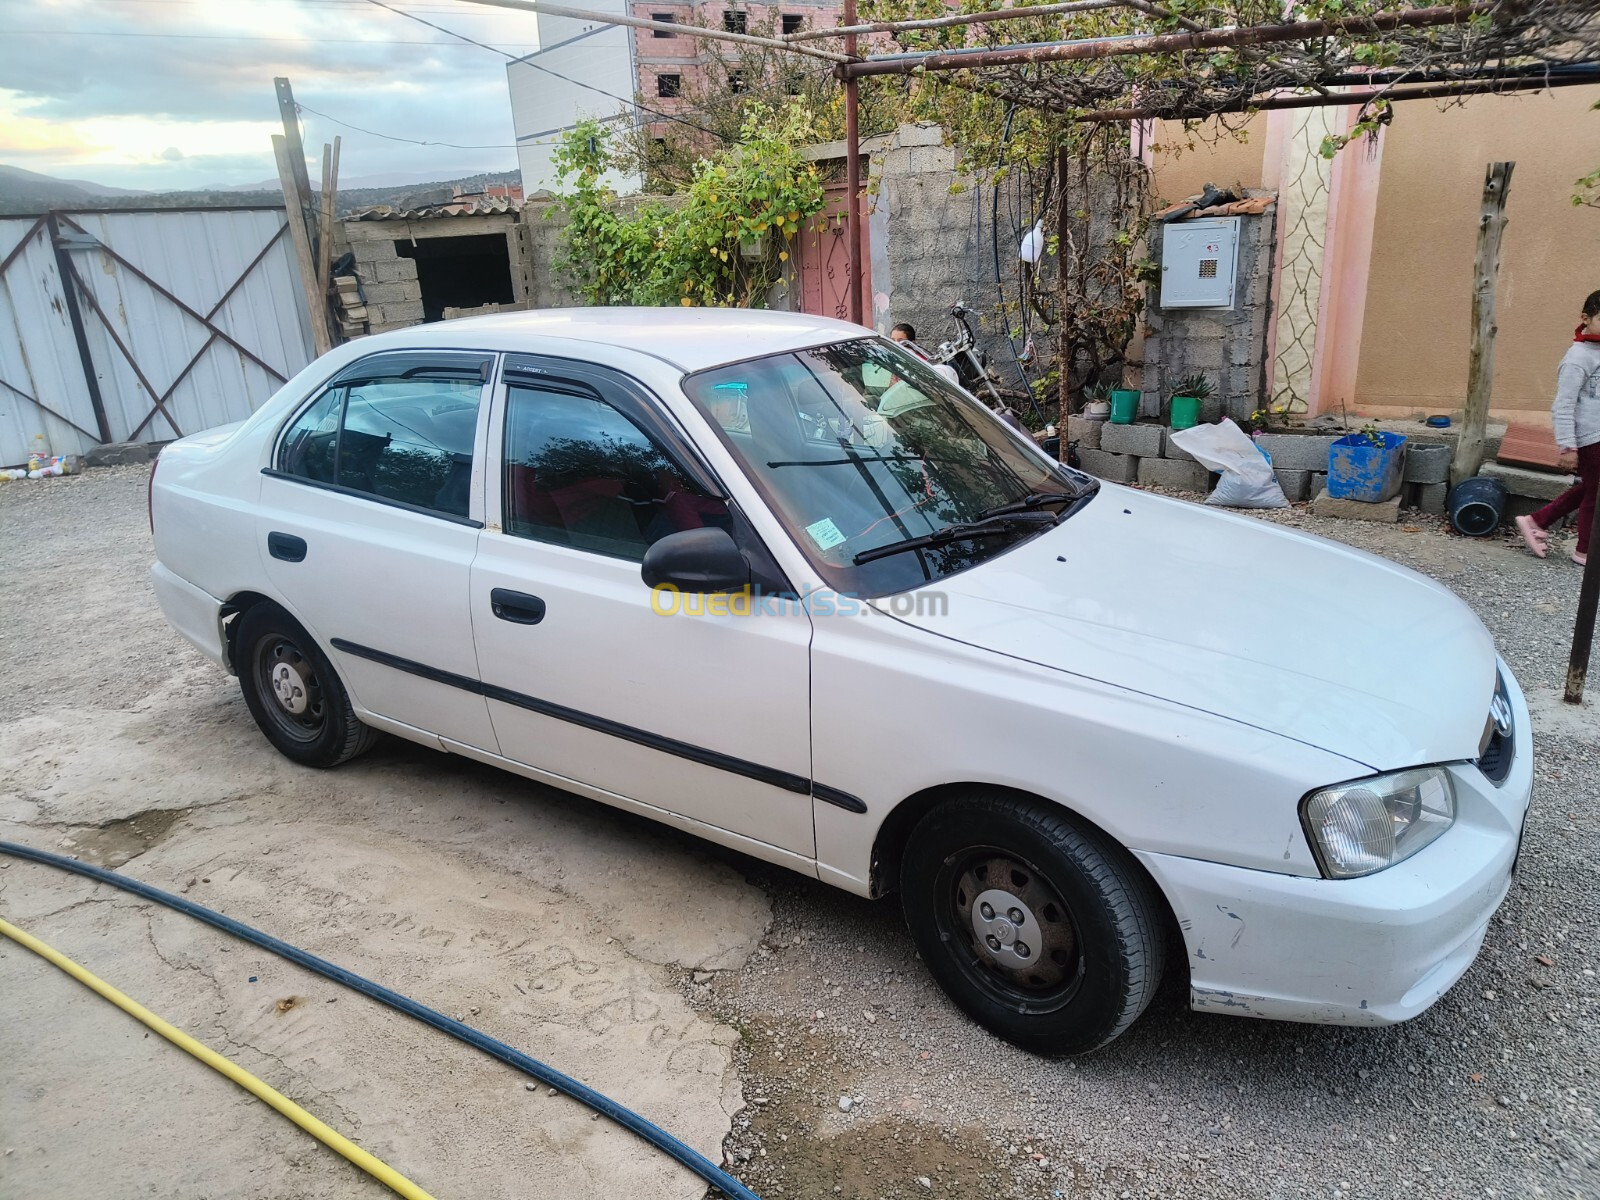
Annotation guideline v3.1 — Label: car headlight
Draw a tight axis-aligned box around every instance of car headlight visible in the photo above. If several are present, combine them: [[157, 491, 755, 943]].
[[1301, 767, 1456, 879]]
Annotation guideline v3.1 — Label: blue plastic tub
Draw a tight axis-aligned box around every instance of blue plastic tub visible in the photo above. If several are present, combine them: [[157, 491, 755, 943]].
[[1328, 431, 1408, 502]]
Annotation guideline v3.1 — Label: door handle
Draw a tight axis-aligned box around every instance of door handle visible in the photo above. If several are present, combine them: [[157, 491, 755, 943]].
[[268, 532, 307, 562], [490, 588, 546, 625]]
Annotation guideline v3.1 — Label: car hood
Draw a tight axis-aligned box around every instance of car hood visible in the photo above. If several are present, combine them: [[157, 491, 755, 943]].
[[880, 486, 1497, 771]]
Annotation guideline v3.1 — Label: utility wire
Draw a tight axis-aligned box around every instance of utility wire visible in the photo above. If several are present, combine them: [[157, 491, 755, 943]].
[[7, 29, 541, 44], [296, 101, 525, 149], [363, 0, 738, 141]]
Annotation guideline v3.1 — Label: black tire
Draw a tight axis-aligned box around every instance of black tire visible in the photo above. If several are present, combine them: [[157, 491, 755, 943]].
[[900, 791, 1166, 1055], [235, 602, 378, 768]]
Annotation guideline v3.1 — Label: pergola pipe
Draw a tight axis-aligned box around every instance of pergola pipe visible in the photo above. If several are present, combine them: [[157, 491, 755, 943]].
[[1074, 63, 1600, 120], [837, 5, 1490, 77], [457, 0, 850, 62], [783, 0, 1125, 43]]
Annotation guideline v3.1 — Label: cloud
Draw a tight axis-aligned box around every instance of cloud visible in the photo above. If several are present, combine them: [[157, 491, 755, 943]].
[[0, 0, 543, 188]]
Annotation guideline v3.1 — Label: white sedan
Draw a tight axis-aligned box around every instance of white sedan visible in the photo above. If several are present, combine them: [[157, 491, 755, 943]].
[[150, 308, 1532, 1053]]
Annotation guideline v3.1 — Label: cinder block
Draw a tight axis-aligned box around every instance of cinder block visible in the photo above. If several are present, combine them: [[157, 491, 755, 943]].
[[1254, 432, 1336, 473], [1310, 488, 1401, 523], [1402, 441, 1451, 485], [1309, 471, 1328, 497], [85, 440, 156, 467], [908, 145, 956, 173], [1138, 457, 1210, 492], [1479, 461, 1576, 502], [897, 123, 944, 147], [1067, 414, 1103, 451], [1405, 481, 1448, 514], [1100, 422, 1164, 457], [1274, 468, 1311, 502], [1076, 448, 1138, 483], [1161, 427, 1196, 462], [373, 258, 419, 284], [363, 280, 423, 305]]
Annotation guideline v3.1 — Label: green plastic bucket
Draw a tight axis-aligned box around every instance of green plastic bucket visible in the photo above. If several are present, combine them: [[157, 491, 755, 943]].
[[1109, 389, 1140, 424], [1169, 395, 1202, 430]]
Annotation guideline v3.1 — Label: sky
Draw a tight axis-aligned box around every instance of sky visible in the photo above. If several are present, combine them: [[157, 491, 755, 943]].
[[0, 0, 556, 190]]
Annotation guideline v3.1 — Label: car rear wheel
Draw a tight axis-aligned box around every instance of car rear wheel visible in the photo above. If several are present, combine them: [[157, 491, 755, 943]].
[[235, 602, 378, 768], [900, 791, 1166, 1054]]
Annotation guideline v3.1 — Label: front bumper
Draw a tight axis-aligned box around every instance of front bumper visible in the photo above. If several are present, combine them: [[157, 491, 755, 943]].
[[150, 562, 229, 671], [1137, 671, 1533, 1027]]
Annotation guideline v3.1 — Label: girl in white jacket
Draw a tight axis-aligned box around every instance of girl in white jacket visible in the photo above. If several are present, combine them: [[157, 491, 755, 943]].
[[1516, 289, 1600, 567]]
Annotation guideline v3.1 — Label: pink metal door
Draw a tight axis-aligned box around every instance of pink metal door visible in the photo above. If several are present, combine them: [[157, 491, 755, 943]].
[[796, 182, 869, 323]]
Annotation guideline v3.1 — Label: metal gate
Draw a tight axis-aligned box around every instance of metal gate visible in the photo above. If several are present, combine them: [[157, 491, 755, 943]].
[[0, 207, 315, 466], [795, 182, 871, 323]]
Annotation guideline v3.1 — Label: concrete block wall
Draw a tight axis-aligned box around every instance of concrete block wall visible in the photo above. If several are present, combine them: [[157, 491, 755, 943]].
[[1141, 207, 1277, 423]]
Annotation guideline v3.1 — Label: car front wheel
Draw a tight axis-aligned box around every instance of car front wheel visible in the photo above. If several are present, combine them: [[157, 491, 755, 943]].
[[900, 791, 1167, 1054], [235, 602, 377, 768]]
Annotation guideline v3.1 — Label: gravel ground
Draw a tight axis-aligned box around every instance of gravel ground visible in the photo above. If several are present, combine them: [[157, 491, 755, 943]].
[[2, 468, 1597, 1200], [696, 499, 1600, 1200]]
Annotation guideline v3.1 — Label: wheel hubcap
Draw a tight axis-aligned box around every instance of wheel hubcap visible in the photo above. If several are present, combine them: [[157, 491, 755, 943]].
[[951, 852, 1079, 996], [271, 660, 310, 714]]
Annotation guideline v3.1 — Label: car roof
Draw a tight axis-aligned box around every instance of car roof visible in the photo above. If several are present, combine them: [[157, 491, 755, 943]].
[[373, 307, 874, 373]]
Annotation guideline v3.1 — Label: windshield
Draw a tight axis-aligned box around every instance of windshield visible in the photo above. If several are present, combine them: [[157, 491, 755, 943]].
[[682, 338, 1097, 596]]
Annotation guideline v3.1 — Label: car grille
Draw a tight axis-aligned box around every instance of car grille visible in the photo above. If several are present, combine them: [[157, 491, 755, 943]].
[[1477, 673, 1514, 786]]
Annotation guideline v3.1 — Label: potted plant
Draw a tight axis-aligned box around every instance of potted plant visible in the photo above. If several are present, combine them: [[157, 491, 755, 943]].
[[1328, 422, 1409, 502], [1080, 381, 1112, 421], [1168, 373, 1213, 430]]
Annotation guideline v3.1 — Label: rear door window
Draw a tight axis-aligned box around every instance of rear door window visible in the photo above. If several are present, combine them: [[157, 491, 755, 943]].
[[276, 352, 491, 520]]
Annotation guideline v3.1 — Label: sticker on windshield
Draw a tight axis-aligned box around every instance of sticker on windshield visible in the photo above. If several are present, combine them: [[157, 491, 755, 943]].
[[804, 517, 847, 550]]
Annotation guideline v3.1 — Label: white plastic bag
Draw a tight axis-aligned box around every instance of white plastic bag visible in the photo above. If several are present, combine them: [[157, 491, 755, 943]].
[[1168, 418, 1288, 509]]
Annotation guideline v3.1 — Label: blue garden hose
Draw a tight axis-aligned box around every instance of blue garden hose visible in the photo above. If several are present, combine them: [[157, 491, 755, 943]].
[[0, 839, 760, 1200]]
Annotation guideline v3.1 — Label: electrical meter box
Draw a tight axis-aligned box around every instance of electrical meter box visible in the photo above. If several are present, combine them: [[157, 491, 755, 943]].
[[1160, 217, 1240, 308]]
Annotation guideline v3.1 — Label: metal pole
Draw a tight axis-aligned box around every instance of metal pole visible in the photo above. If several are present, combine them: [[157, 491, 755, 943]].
[[786, 0, 1122, 42], [45, 212, 112, 445], [844, 0, 864, 327], [840, 5, 1487, 77], [455, 0, 849, 62], [1565, 498, 1600, 703], [1074, 70, 1600, 121]]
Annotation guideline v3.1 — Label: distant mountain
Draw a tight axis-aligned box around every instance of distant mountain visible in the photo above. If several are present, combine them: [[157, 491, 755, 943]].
[[0, 164, 147, 209], [0, 165, 524, 216]]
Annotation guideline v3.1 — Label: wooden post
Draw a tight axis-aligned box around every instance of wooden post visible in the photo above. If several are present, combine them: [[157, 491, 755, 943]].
[[273, 134, 332, 357], [1056, 145, 1072, 447], [1564, 498, 1600, 703], [316, 138, 341, 345], [1450, 161, 1514, 488], [274, 77, 316, 230]]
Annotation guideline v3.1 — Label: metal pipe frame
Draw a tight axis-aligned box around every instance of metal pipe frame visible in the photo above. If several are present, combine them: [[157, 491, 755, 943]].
[[838, 5, 1490, 77]]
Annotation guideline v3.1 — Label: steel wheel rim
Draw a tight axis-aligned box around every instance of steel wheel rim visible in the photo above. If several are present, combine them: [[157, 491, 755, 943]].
[[253, 635, 326, 743], [936, 846, 1083, 1012]]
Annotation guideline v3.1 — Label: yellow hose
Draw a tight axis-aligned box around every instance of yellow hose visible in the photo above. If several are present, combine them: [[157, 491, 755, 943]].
[[0, 915, 437, 1200]]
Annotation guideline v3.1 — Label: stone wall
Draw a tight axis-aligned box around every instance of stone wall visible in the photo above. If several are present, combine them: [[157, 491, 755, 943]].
[[867, 124, 1023, 381], [340, 211, 529, 335], [1140, 207, 1276, 422]]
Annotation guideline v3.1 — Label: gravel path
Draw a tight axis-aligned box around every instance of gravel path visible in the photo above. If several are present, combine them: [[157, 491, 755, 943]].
[[699, 500, 1600, 1200], [2, 469, 1595, 1200]]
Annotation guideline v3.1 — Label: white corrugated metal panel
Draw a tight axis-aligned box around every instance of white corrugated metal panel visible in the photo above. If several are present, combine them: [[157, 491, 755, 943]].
[[0, 216, 105, 465], [58, 208, 315, 443]]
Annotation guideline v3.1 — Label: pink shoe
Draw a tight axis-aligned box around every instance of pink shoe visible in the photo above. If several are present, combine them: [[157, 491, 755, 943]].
[[1515, 514, 1549, 558], [1575, 551, 1589, 567]]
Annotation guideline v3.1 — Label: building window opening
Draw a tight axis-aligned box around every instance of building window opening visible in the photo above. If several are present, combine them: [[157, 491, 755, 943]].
[[651, 12, 674, 36], [781, 12, 803, 33], [729, 69, 745, 94], [657, 73, 682, 97], [723, 9, 747, 32], [393, 233, 515, 323]]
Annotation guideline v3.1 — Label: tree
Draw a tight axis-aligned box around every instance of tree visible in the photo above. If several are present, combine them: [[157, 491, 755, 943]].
[[551, 103, 829, 308]]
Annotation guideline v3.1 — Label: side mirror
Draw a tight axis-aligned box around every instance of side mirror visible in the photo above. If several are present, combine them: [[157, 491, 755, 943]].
[[640, 527, 751, 594]]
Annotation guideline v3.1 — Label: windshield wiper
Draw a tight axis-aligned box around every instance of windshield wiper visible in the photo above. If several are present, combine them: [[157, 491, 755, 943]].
[[851, 511, 1058, 566], [976, 484, 1097, 521]]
